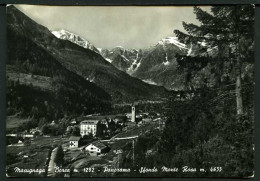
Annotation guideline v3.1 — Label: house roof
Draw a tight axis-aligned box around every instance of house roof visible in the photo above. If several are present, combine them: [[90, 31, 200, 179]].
[[69, 136, 81, 141], [80, 120, 99, 125], [88, 141, 107, 150]]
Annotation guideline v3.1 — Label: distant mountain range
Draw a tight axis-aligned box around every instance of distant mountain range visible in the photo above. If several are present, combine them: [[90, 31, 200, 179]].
[[51, 30, 190, 90], [7, 5, 169, 108], [10, 5, 222, 97]]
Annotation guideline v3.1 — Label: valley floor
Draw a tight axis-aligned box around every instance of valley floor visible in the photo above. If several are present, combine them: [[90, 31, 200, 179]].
[[6, 115, 162, 178]]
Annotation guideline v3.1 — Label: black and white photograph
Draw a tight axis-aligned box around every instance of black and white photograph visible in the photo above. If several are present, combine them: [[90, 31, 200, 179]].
[[5, 4, 255, 178]]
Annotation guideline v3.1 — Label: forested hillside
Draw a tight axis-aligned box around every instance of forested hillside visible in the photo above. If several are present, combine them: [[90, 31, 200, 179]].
[[6, 6, 112, 132], [7, 6, 169, 104], [118, 5, 254, 177]]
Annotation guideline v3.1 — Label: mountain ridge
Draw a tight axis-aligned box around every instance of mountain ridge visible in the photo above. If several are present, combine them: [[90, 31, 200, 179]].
[[7, 6, 113, 120], [7, 5, 169, 104], [51, 29, 190, 90]]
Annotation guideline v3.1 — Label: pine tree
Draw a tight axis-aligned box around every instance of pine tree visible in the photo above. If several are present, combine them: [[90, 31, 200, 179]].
[[54, 145, 64, 167], [174, 5, 254, 116]]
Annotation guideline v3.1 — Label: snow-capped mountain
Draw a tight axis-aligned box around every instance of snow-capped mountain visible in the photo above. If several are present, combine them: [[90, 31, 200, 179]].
[[128, 36, 189, 89], [99, 36, 189, 89], [52, 30, 100, 54], [7, 7, 168, 103], [50, 30, 212, 90], [100, 46, 141, 74], [158, 37, 188, 50]]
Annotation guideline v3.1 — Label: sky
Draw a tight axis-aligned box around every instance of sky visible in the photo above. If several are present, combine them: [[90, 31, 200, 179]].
[[15, 5, 211, 49]]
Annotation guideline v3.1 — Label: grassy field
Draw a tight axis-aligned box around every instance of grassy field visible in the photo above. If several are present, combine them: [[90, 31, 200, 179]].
[[6, 145, 50, 177], [6, 116, 31, 131], [6, 136, 69, 177], [6, 65, 52, 91]]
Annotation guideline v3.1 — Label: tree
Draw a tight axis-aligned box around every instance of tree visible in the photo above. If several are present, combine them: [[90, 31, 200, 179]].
[[83, 133, 93, 139], [72, 126, 80, 136], [42, 124, 51, 135], [54, 145, 64, 167], [38, 117, 47, 128], [174, 5, 254, 116]]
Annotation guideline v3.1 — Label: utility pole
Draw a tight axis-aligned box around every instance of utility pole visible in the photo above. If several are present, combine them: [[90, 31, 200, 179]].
[[118, 154, 120, 168], [132, 139, 135, 166], [117, 153, 120, 168]]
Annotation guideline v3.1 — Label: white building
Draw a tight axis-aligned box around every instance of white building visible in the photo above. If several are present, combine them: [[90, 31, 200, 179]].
[[69, 136, 81, 148], [84, 141, 108, 156], [126, 113, 132, 119], [80, 120, 99, 137]]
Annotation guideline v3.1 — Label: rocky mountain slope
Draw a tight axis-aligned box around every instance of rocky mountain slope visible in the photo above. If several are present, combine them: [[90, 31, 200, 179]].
[[50, 29, 194, 90], [100, 47, 142, 74], [99, 37, 189, 90], [51, 29, 191, 90], [7, 6, 169, 105], [97, 37, 190, 90], [131, 37, 189, 90]]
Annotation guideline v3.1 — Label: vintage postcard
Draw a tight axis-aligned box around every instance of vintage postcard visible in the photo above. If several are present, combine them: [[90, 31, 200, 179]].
[[5, 4, 255, 178]]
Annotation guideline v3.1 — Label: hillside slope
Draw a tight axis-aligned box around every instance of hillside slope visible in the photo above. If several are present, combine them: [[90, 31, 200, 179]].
[[7, 6, 112, 121], [8, 6, 169, 103]]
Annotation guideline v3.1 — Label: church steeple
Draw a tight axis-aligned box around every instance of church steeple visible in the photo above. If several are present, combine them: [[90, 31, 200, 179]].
[[131, 105, 136, 122]]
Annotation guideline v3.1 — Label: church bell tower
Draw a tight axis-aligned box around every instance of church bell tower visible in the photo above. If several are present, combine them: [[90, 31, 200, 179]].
[[131, 105, 136, 122]]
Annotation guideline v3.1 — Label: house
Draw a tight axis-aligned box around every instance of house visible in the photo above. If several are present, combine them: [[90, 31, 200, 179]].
[[69, 136, 81, 148], [50, 120, 56, 126], [29, 127, 41, 134], [23, 134, 34, 138], [84, 141, 109, 156], [80, 120, 99, 137], [113, 149, 123, 154], [142, 118, 152, 124], [136, 114, 142, 119], [126, 113, 132, 119], [70, 119, 77, 125]]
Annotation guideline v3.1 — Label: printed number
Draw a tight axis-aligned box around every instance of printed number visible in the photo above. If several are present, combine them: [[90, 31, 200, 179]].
[[210, 167, 222, 172], [84, 168, 94, 172]]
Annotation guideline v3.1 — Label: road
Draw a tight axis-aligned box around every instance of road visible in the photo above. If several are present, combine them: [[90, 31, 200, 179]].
[[100, 135, 139, 142], [47, 147, 58, 177]]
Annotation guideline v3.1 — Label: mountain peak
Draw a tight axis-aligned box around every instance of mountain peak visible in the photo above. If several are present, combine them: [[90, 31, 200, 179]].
[[158, 36, 188, 50], [115, 46, 124, 49], [52, 30, 100, 53]]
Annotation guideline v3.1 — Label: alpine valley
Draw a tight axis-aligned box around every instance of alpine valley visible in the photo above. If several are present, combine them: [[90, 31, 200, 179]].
[[51, 30, 191, 90], [7, 5, 170, 110], [6, 5, 254, 178]]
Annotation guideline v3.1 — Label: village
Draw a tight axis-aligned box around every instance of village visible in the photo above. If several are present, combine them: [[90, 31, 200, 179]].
[[6, 104, 166, 177]]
